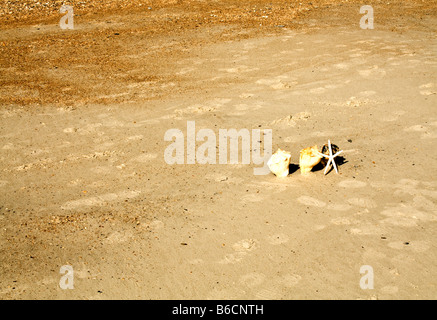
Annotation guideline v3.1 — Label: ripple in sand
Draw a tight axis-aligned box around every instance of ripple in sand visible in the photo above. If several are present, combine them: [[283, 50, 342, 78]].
[[266, 233, 289, 245], [297, 196, 326, 208], [338, 180, 367, 188]]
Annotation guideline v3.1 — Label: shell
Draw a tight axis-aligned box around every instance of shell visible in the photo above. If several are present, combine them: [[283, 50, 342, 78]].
[[299, 145, 322, 174], [267, 148, 292, 177]]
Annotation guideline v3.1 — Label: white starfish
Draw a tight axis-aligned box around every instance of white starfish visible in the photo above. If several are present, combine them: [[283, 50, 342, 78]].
[[316, 140, 343, 175]]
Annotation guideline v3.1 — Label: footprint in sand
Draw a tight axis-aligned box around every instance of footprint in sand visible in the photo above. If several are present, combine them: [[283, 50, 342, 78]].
[[327, 203, 353, 211], [269, 115, 296, 127], [421, 130, 437, 139], [309, 131, 334, 138], [219, 239, 259, 264], [283, 136, 298, 143], [404, 124, 427, 132], [91, 165, 114, 174], [63, 127, 77, 133], [349, 224, 382, 235], [143, 220, 164, 231], [139, 119, 161, 125], [380, 205, 436, 227], [380, 286, 399, 295], [131, 153, 158, 163], [176, 67, 197, 75], [349, 53, 362, 58], [256, 78, 293, 90], [255, 288, 281, 300], [219, 65, 259, 73], [256, 79, 279, 86], [309, 87, 326, 94], [205, 172, 229, 182], [206, 288, 246, 300], [297, 195, 326, 208], [239, 93, 255, 99], [229, 103, 262, 116], [363, 248, 387, 260], [238, 273, 266, 288], [371, 179, 437, 204], [266, 233, 289, 245], [412, 195, 437, 211], [268, 112, 310, 128], [61, 190, 141, 210], [188, 258, 204, 265], [270, 81, 293, 90], [104, 230, 133, 244], [63, 123, 104, 135], [324, 84, 342, 89], [277, 274, 302, 288], [232, 239, 259, 252], [387, 240, 430, 252], [245, 181, 289, 193], [334, 63, 349, 70], [205, 173, 244, 184], [94, 142, 115, 150], [338, 179, 367, 188], [419, 82, 436, 95], [358, 65, 386, 78], [393, 178, 437, 198], [359, 90, 377, 97], [173, 105, 216, 118], [419, 83, 434, 88], [2, 143, 14, 150], [241, 194, 264, 203], [330, 217, 359, 225], [347, 197, 377, 209], [345, 96, 371, 107], [313, 225, 326, 231], [219, 252, 247, 264], [126, 135, 144, 141], [381, 110, 406, 122], [396, 178, 420, 188], [234, 104, 250, 111], [234, 103, 262, 112], [381, 216, 419, 227]]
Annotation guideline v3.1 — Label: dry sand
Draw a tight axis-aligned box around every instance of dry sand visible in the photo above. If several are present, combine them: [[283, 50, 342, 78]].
[[0, 1, 436, 299]]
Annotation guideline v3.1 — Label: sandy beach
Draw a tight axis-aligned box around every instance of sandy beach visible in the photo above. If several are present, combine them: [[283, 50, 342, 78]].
[[0, 0, 436, 299]]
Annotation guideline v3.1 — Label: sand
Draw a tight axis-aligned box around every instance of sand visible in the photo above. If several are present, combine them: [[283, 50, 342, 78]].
[[0, 1, 436, 299]]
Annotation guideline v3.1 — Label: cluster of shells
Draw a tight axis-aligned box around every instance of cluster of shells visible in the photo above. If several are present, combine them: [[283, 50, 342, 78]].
[[267, 143, 339, 177]]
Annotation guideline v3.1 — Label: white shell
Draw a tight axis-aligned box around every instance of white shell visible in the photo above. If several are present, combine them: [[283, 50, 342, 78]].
[[267, 148, 292, 177], [299, 145, 322, 174]]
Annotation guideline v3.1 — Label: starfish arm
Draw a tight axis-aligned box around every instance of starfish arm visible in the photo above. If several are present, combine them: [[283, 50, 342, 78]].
[[331, 156, 338, 173], [332, 150, 344, 157], [316, 152, 329, 158], [324, 157, 332, 175]]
